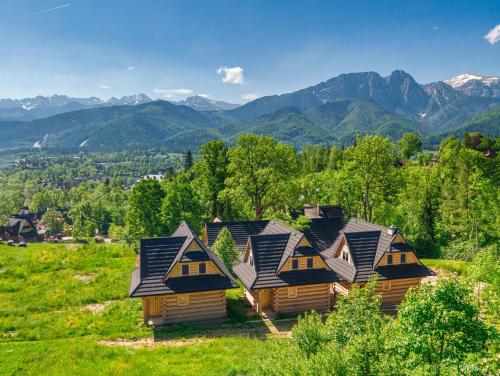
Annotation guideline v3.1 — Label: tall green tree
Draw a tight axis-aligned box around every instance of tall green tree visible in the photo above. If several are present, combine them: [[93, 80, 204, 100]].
[[184, 149, 193, 171], [161, 173, 204, 234], [126, 178, 165, 242], [212, 227, 238, 273], [194, 140, 229, 219], [397, 132, 422, 159], [41, 209, 65, 235], [395, 278, 490, 374], [342, 135, 396, 222], [226, 134, 299, 219]]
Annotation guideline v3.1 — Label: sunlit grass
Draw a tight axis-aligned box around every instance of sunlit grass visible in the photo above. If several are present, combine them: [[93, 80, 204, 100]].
[[0, 242, 266, 375]]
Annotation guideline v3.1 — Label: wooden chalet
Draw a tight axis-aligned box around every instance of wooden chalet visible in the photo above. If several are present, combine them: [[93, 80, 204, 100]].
[[3, 208, 41, 242], [129, 221, 238, 325], [232, 217, 344, 314], [204, 206, 433, 316], [324, 219, 434, 308]]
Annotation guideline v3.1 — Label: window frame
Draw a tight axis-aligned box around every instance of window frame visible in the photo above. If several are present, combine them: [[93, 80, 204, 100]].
[[400, 253, 406, 264], [291, 259, 299, 270], [181, 264, 190, 276], [306, 257, 314, 269], [287, 287, 298, 298], [387, 254, 393, 265], [198, 262, 207, 274]]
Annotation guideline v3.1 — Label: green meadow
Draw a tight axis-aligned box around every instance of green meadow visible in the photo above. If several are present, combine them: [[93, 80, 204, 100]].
[[0, 243, 267, 376]]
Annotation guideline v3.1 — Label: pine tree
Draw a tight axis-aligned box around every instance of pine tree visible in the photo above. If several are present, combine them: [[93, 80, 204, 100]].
[[212, 227, 238, 273], [184, 149, 193, 171]]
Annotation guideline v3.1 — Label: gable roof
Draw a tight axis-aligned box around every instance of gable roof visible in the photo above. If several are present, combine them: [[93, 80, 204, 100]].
[[233, 221, 339, 290], [129, 221, 237, 298], [205, 220, 269, 251], [324, 218, 433, 282]]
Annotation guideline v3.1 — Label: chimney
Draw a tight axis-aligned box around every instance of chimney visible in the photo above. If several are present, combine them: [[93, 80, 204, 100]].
[[387, 225, 398, 236], [303, 204, 318, 218]]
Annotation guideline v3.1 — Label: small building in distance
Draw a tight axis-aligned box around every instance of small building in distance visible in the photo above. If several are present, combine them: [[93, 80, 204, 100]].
[[3, 208, 42, 242], [129, 221, 238, 325]]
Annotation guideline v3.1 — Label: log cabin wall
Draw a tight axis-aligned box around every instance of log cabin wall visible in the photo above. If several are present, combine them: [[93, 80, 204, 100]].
[[375, 277, 423, 304], [142, 290, 227, 324], [168, 261, 222, 277], [377, 252, 419, 266], [280, 256, 328, 272], [270, 283, 330, 313]]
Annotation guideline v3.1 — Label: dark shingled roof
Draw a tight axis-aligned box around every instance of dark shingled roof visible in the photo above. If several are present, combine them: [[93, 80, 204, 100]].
[[304, 217, 345, 252], [233, 223, 339, 290], [204, 220, 269, 251], [323, 219, 433, 283], [319, 205, 344, 219], [129, 221, 237, 298]]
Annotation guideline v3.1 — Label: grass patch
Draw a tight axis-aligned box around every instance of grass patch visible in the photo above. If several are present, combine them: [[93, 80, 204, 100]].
[[421, 258, 470, 275], [0, 242, 267, 374]]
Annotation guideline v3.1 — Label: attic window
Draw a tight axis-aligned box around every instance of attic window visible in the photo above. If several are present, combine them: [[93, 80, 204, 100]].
[[400, 253, 406, 264], [342, 250, 349, 263], [291, 259, 299, 270], [387, 255, 393, 265], [307, 258, 313, 269], [199, 262, 207, 274], [249, 255, 254, 266], [181, 264, 189, 276]]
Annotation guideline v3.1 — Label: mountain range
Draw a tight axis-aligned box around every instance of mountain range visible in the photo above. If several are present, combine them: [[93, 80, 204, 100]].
[[0, 70, 498, 152]]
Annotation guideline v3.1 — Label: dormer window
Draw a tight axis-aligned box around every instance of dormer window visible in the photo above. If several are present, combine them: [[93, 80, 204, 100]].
[[342, 250, 349, 263], [292, 259, 299, 270], [400, 253, 406, 264], [387, 255, 393, 265], [199, 262, 206, 274], [249, 255, 254, 266], [306, 258, 313, 269], [182, 264, 189, 276]]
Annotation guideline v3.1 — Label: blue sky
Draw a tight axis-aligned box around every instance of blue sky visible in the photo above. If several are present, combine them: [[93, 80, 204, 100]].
[[0, 0, 499, 102]]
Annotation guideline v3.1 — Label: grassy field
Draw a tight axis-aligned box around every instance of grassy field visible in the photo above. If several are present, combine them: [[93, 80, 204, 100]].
[[0, 242, 269, 376]]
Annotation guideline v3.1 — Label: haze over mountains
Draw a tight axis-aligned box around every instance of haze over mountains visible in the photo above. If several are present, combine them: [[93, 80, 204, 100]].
[[0, 70, 498, 152]]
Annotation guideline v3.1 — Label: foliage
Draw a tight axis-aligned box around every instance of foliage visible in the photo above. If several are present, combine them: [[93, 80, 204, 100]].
[[126, 178, 165, 243], [40, 209, 65, 235], [161, 173, 205, 234], [397, 132, 422, 159], [226, 134, 299, 219], [395, 278, 491, 373], [212, 227, 239, 273]]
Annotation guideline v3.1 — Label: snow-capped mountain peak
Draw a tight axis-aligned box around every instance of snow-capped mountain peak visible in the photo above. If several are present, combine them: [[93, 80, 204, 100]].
[[445, 73, 500, 88]]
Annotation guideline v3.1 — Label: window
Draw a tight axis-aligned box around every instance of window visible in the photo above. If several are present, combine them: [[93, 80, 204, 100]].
[[400, 253, 406, 264], [249, 255, 253, 266], [382, 281, 392, 291], [291, 259, 299, 270], [199, 262, 206, 274], [307, 258, 314, 269], [288, 287, 298, 298], [177, 294, 189, 306], [342, 250, 349, 262], [181, 264, 189, 276], [387, 255, 393, 265]]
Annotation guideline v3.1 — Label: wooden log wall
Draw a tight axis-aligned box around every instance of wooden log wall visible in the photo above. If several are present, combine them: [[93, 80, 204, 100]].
[[270, 283, 330, 313]]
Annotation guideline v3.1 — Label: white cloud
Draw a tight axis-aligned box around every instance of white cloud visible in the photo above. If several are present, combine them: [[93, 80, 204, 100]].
[[127, 66, 135, 71], [241, 93, 259, 101], [484, 24, 500, 44], [217, 66, 245, 84], [153, 88, 194, 95], [99, 84, 111, 89], [198, 93, 210, 98], [485, 24, 500, 44]]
